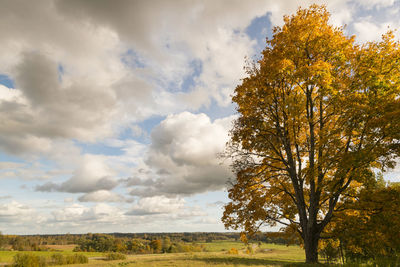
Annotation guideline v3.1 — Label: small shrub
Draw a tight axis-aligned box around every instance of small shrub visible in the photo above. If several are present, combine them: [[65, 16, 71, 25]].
[[105, 252, 126, 261], [319, 239, 340, 264], [65, 254, 88, 264], [246, 245, 254, 255], [13, 253, 47, 267], [51, 253, 65, 265], [49, 253, 88, 265], [227, 247, 239, 255]]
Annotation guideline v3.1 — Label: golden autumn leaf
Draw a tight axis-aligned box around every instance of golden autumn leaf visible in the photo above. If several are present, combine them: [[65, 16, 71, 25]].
[[222, 4, 400, 264]]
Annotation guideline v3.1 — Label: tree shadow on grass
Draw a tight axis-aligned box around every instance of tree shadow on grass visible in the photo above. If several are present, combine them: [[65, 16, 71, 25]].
[[193, 255, 300, 266]]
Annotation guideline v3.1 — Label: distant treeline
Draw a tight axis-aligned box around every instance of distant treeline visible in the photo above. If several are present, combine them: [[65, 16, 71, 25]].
[[0, 232, 292, 253], [73, 234, 206, 254]]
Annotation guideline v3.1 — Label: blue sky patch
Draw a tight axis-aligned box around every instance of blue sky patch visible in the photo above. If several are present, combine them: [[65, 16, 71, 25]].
[[121, 49, 146, 69], [199, 98, 236, 121], [137, 115, 165, 135], [0, 74, 14, 88], [57, 64, 64, 82], [180, 59, 202, 92], [76, 141, 125, 156], [245, 12, 272, 57]]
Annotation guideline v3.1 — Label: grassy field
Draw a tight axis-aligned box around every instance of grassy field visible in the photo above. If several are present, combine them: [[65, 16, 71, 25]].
[[0, 241, 306, 266], [0, 250, 103, 263], [86, 252, 305, 267]]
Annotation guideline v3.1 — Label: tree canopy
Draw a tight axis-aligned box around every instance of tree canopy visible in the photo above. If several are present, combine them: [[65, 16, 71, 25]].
[[222, 5, 400, 263], [322, 180, 400, 263]]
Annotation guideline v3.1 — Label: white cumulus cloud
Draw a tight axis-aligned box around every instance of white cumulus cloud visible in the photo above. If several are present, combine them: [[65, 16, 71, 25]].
[[127, 112, 234, 197]]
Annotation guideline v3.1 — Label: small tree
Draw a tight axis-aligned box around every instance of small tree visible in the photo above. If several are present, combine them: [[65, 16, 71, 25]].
[[162, 237, 172, 253], [150, 239, 162, 253], [329, 181, 400, 263], [0, 231, 5, 249], [222, 5, 400, 263]]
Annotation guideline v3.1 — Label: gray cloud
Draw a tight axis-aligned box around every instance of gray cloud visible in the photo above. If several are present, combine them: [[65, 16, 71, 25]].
[[36, 177, 118, 193], [54, 0, 261, 54], [35, 182, 59, 192], [36, 154, 119, 193], [125, 209, 163, 216], [120, 177, 156, 187], [125, 196, 186, 216], [0, 52, 118, 156], [78, 190, 127, 203], [15, 52, 116, 138], [54, 0, 271, 109], [15, 52, 59, 106], [61, 176, 118, 193]]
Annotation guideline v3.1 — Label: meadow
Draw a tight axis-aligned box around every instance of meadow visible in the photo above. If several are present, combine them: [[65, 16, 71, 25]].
[[0, 241, 307, 267], [0, 249, 102, 263]]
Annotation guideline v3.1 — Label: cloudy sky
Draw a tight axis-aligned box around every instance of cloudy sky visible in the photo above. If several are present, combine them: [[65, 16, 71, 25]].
[[1, 0, 400, 234]]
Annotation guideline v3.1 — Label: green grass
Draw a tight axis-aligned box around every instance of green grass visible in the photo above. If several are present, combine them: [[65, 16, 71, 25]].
[[0, 250, 103, 263], [198, 241, 304, 261], [198, 241, 247, 252], [64, 252, 304, 267], [0, 241, 306, 267], [93, 242, 304, 267], [1, 243, 392, 267]]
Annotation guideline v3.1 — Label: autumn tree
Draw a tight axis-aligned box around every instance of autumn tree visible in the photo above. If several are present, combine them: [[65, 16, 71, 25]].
[[326, 181, 400, 263], [222, 5, 400, 263], [150, 239, 162, 253]]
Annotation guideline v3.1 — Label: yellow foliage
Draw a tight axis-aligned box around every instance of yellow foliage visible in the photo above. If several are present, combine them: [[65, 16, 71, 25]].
[[240, 233, 248, 244], [222, 4, 400, 263], [227, 247, 239, 255], [323, 183, 400, 259]]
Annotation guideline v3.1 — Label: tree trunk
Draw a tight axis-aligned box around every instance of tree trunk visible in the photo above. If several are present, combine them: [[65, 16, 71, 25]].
[[304, 231, 319, 263], [339, 239, 345, 265]]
